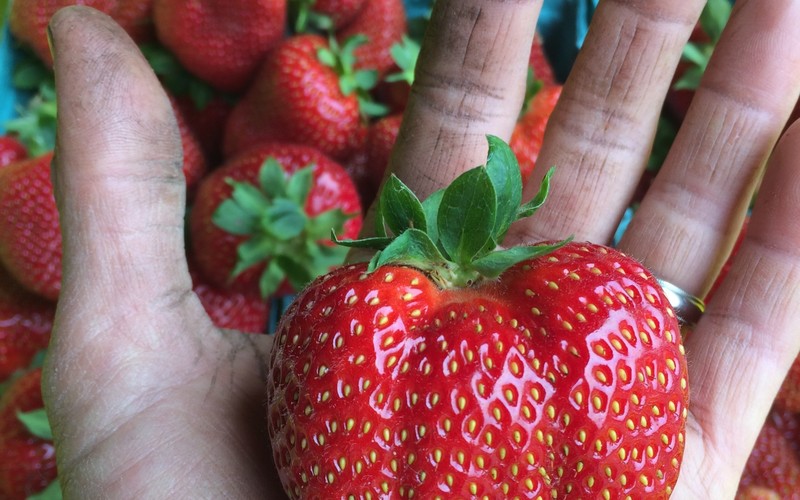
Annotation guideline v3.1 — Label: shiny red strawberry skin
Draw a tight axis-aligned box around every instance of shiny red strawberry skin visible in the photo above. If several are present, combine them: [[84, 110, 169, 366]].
[[267, 242, 688, 498], [153, 0, 285, 93], [0, 264, 54, 382], [314, 0, 367, 29], [189, 143, 363, 295], [0, 153, 61, 301], [223, 34, 366, 161]]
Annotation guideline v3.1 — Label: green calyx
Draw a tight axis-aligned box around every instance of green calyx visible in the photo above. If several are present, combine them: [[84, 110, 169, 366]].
[[4, 50, 57, 157], [316, 35, 389, 118], [674, 0, 731, 91], [140, 43, 217, 108], [385, 35, 420, 85], [212, 157, 355, 298], [336, 135, 570, 289], [291, 0, 335, 33]]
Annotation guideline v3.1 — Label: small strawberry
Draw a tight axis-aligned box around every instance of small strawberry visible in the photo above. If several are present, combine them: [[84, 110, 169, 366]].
[[189, 142, 363, 298], [336, 0, 407, 76], [223, 34, 383, 161], [152, 0, 286, 93], [738, 409, 800, 499], [190, 262, 270, 334], [529, 32, 557, 86], [292, 0, 367, 32], [510, 84, 562, 184], [267, 136, 688, 498], [0, 136, 28, 168], [0, 153, 61, 301], [0, 264, 54, 382], [0, 368, 58, 500], [9, 0, 154, 67]]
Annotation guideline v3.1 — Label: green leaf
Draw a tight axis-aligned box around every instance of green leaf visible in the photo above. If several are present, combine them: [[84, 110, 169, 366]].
[[274, 255, 314, 292], [699, 0, 732, 44], [386, 36, 420, 84], [212, 198, 258, 236], [27, 479, 62, 500], [681, 42, 710, 69], [354, 70, 379, 91], [484, 135, 523, 242], [358, 97, 390, 118], [306, 208, 352, 240], [259, 158, 288, 198], [285, 165, 314, 205], [334, 232, 393, 250], [260, 259, 287, 298], [437, 167, 497, 265], [517, 167, 555, 219], [673, 66, 704, 92], [263, 199, 307, 240], [316, 47, 338, 68], [232, 238, 274, 277], [12, 60, 53, 91], [17, 409, 53, 440], [421, 188, 445, 250], [371, 228, 447, 272], [380, 174, 427, 235], [470, 240, 571, 278]]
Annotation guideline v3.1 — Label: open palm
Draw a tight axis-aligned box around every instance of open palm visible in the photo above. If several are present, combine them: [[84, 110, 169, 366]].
[[43, 1, 800, 499]]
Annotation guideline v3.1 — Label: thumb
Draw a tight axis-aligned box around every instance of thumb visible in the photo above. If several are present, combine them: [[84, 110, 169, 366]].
[[49, 6, 191, 306]]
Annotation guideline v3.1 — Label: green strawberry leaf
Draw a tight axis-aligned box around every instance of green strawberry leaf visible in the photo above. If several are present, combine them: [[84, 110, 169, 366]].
[[334, 232, 393, 250], [485, 135, 523, 241], [516, 166, 555, 219], [673, 65, 705, 91], [470, 240, 571, 278], [232, 238, 274, 278], [421, 188, 445, 251], [140, 43, 216, 109], [316, 47, 338, 68], [370, 228, 447, 272], [264, 199, 307, 240], [357, 97, 390, 118], [438, 167, 497, 265], [386, 36, 420, 84], [259, 158, 289, 198], [260, 259, 286, 298], [306, 208, 351, 240], [380, 174, 427, 235], [700, 0, 732, 44], [285, 165, 314, 205], [17, 409, 53, 440], [681, 42, 710, 69], [27, 479, 62, 500]]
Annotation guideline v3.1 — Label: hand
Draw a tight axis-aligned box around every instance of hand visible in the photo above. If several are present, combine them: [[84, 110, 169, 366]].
[[41, 2, 800, 499]]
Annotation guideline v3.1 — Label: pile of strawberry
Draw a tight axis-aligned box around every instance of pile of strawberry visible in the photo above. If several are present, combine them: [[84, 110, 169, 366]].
[[0, 0, 563, 497]]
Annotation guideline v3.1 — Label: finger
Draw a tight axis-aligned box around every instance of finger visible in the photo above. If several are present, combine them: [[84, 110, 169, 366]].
[[618, 0, 800, 296], [387, 0, 541, 201], [673, 120, 800, 498], [507, 0, 705, 245], [50, 6, 192, 308]]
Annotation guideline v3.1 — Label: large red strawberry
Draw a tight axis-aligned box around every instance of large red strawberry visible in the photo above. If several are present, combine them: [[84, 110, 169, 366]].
[[223, 34, 382, 161], [0, 368, 58, 499], [267, 136, 688, 498], [0, 264, 54, 382], [189, 142, 363, 298], [510, 84, 562, 184], [0, 153, 61, 301], [0, 136, 28, 168], [9, 0, 154, 67], [336, 0, 406, 76], [152, 0, 286, 93], [190, 261, 270, 334]]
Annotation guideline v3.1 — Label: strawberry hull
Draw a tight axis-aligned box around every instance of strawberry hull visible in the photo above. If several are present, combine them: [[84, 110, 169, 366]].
[[267, 242, 688, 498]]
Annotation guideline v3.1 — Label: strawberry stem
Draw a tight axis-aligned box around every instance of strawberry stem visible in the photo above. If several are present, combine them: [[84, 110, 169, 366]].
[[336, 135, 571, 289]]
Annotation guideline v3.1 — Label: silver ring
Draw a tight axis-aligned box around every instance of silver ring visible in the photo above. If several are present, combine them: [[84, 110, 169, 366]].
[[657, 278, 706, 327]]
